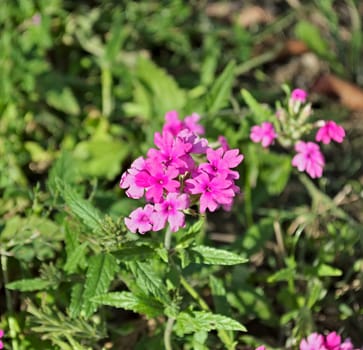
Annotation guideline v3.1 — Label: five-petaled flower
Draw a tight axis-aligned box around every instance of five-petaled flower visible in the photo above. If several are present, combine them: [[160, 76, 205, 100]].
[[292, 141, 325, 178], [316, 120, 345, 144], [250, 122, 277, 148]]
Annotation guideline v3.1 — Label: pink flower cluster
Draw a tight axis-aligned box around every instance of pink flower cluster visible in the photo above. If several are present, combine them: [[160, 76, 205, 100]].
[[255, 331, 361, 350], [0, 329, 4, 349], [120, 111, 244, 234], [249, 89, 345, 179]]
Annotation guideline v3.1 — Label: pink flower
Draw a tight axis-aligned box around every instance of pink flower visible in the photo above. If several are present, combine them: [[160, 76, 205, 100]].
[[218, 136, 230, 151], [291, 88, 308, 103], [200, 147, 243, 180], [315, 121, 345, 144], [0, 329, 4, 350], [152, 193, 190, 232], [250, 122, 277, 148], [292, 141, 325, 178], [120, 157, 147, 199], [325, 332, 341, 350], [256, 346, 266, 350], [340, 339, 354, 350], [163, 110, 184, 136], [300, 333, 327, 350], [125, 204, 155, 234], [186, 173, 235, 213], [135, 163, 180, 203], [184, 113, 205, 135]]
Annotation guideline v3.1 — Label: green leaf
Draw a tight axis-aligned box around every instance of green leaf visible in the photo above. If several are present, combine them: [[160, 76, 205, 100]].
[[175, 311, 246, 336], [128, 261, 170, 302], [47, 151, 78, 195], [210, 276, 230, 316], [63, 242, 88, 274], [316, 263, 342, 277], [92, 292, 164, 318], [56, 179, 104, 234], [46, 87, 80, 116], [189, 246, 248, 265], [69, 283, 84, 318], [205, 61, 235, 114], [6, 278, 52, 291], [112, 246, 154, 262], [294, 21, 333, 60], [81, 253, 119, 318], [268, 267, 296, 283], [241, 89, 271, 122]]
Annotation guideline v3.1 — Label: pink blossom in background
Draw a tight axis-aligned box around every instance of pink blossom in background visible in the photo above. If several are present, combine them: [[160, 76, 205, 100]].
[[255, 346, 266, 350], [125, 204, 155, 234], [250, 122, 277, 148], [315, 121, 345, 144], [292, 141, 325, 178], [291, 88, 308, 103], [325, 332, 341, 350], [152, 193, 189, 232], [300, 333, 327, 350], [184, 113, 205, 135]]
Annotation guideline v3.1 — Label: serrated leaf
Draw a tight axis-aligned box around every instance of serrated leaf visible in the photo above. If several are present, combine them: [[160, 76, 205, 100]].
[[6, 278, 52, 291], [69, 283, 84, 318], [56, 179, 104, 234], [47, 151, 78, 196], [82, 253, 118, 318], [113, 246, 154, 262], [92, 292, 164, 318], [175, 311, 246, 336], [128, 261, 170, 302], [189, 246, 248, 265], [205, 61, 235, 114], [64, 242, 88, 274]]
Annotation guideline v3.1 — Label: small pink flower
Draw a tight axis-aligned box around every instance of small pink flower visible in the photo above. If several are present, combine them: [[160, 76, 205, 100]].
[[186, 173, 235, 213], [300, 333, 327, 350], [325, 332, 341, 350], [291, 88, 308, 103], [125, 204, 155, 234], [340, 339, 354, 350], [292, 141, 325, 178], [315, 121, 345, 144], [152, 193, 190, 232], [0, 329, 4, 350], [250, 122, 277, 148], [256, 346, 266, 350], [184, 113, 205, 135]]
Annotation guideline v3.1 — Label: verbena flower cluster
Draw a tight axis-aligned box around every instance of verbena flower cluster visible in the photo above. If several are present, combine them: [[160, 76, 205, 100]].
[[250, 88, 345, 178], [120, 111, 244, 234], [255, 331, 361, 350]]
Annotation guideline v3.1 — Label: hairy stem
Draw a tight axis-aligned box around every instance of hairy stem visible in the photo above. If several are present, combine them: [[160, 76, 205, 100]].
[[164, 316, 175, 350]]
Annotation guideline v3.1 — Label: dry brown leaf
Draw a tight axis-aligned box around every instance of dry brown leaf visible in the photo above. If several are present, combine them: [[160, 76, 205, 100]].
[[235, 5, 274, 27], [277, 39, 309, 60], [312, 74, 363, 111]]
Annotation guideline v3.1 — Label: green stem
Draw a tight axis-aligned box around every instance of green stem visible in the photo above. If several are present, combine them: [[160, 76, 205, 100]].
[[101, 65, 112, 118], [163, 226, 175, 350], [164, 316, 175, 350], [180, 276, 234, 349], [1, 255, 13, 313], [164, 227, 173, 251]]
